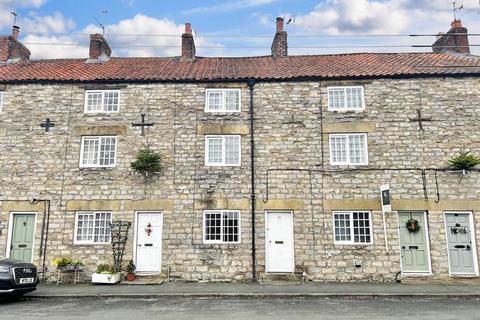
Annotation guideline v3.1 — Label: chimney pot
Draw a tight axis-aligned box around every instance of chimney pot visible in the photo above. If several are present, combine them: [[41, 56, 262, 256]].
[[451, 19, 463, 29], [12, 25, 20, 41], [276, 17, 284, 32], [185, 23, 192, 34]]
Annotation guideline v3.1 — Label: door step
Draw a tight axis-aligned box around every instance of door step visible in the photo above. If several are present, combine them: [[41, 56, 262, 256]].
[[401, 275, 480, 285], [259, 273, 303, 284], [121, 274, 164, 285]]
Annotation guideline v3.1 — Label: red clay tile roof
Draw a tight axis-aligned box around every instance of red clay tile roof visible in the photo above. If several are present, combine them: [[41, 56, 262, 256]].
[[0, 52, 479, 82]]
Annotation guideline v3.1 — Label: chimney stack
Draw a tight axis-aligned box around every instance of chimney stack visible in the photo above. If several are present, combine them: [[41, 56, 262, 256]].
[[432, 19, 470, 54], [181, 23, 196, 60], [271, 17, 288, 58], [88, 33, 112, 61], [0, 26, 31, 63]]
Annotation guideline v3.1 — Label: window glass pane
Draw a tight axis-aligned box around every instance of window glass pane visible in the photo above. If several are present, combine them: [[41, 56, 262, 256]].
[[346, 87, 363, 109], [224, 136, 240, 165], [204, 212, 222, 241], [330, 135, 347, 164], [82, 138, 100, 166], [334, 213, 351, 242], [103, 91, 119, 112], [207, 137, 223, 164], [207, 91, 223, 111], [94, 212, 111, 243], [222, 211, 240, 243], [76, 213, 95, 242], [99, 137, 117, 166], [0, 92, 4, 111], [328, 88, 345, 109], [86, 91, 103, 112], [352, 211, 371, 243], [225, 90, 240, 111], [348, 135, 366, 164]]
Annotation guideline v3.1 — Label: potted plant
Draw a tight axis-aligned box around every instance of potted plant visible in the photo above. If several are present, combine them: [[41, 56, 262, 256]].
[[53, 257, 84, 271], [91, 263, 122, 284], [125, 260, 136, 281]]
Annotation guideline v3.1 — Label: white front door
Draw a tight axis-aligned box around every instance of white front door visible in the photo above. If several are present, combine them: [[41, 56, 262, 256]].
[[135, 212, 163, 274], [265, 211, 294, 273]]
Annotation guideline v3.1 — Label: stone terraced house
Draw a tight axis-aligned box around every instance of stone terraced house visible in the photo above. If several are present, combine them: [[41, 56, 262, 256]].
[[0, 18, 480, 283]]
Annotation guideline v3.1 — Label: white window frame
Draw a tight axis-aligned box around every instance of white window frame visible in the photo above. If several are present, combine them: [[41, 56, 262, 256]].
[[327, 86, 365, 111], [0, 91, 4, 112], [74, 211, 112, 245], [79, 136, 117, 168], [84, 90, 120, 113], [205, 89, 241, 113], [205, 135, 241, 167], [333, 211, 373, 245], [329, 133, 369, 165], [203, 210, 241, 244]]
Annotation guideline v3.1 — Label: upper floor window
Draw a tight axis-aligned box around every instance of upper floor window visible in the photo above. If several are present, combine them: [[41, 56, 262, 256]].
[[80, 136, 117, 168], [203, 210, 241, 244], [328, 86, 364, 111], [205, 89, 241, 112], [84, 90, 120, 113], [333, 211, 372, 245], [74, 212, 112, 244], [0, 91, 4, 111], [205, 135, 241, 166], [329, 133, 368, 165]]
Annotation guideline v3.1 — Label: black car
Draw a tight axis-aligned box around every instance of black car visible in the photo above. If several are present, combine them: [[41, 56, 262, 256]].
[[0, 259, 38, 296]]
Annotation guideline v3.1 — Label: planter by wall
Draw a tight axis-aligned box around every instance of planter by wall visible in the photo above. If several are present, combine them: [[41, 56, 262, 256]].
[[91, 272, 122, 284]]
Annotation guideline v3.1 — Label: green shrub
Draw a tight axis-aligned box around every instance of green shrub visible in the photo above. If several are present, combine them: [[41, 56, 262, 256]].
[[96, 263, 115, 274], [448, 150, 480, 170], [130, 146, 162, 176], [125, 260, 136, 274]]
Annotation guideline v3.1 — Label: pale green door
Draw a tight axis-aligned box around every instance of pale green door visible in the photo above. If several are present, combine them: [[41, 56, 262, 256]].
[[398, 212, 430, 273], [445, 213, 476, 275], [10, 214, 36, 263]]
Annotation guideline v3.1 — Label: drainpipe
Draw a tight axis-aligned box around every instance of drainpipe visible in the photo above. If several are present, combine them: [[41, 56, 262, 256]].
[[248, 79, 257, 282], [42, 200, 51, 282]]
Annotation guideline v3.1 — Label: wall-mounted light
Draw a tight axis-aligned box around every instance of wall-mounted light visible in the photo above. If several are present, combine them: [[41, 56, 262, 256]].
[[0, 220, 5, 236]]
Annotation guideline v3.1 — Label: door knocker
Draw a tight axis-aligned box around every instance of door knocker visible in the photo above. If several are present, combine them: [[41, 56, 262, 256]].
[[451, 223, 467, 234]]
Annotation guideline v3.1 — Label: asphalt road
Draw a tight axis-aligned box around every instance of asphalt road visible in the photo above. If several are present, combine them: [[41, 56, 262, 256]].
[[0, 297, 479, 320]]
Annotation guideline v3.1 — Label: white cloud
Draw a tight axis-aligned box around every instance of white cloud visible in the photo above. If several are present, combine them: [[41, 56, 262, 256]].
[[21, 11, 75, 34], [23, 14, 223, 59], [0, 0, 47, 29], [183, 0, 279, 15]]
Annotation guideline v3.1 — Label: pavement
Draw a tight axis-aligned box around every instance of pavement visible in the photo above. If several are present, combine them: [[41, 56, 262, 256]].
[[25, 281, 480, 299]]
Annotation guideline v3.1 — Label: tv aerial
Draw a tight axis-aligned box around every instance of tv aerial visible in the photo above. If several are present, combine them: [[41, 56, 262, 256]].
[[93, 10, 108, 35]]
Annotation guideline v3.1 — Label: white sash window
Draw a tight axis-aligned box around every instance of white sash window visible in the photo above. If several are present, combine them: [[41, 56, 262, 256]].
[[333, 211, 372, 245], [80, 136, 117, 168], [205, 135, 241, 166], [74, 212, 112, 244], [328, 86, 365, 111], [203, 210, 241, 244], [205, 89, 241, 112], [85, 90, 120, 113], [329, 133, 368, 165]]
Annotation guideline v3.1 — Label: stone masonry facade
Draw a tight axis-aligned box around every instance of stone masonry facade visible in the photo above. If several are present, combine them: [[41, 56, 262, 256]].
[[1, 76, 480, 282]]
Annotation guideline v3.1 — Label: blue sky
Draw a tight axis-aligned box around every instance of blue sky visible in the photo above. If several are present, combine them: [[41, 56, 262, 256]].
[[1, 0, 479, 58]]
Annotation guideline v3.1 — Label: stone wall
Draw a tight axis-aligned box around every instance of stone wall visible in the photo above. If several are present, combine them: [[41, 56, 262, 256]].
[[0, 77, 479, 282]]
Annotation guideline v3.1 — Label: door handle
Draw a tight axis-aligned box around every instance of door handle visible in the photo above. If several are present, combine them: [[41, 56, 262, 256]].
[[138, 244, 142, 247], [454, 245, 466, 249], [402, 246, 405, 249], [466, 245, 471, 251]]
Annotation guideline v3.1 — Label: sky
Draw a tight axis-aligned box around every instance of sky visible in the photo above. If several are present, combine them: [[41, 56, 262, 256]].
[[0, 0, 479, 58]]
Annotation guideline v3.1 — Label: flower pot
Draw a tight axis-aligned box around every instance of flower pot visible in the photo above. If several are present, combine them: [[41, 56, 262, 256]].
[[91, 272, 122, 284], [126, 273, 136, 281]]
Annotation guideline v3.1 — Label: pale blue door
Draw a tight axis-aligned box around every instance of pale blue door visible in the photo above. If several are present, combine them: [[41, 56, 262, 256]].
[[445, 213, 476, 275], [10, 214, 36, 263]]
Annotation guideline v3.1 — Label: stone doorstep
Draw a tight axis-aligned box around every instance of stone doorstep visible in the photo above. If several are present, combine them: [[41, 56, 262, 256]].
[[121, 275, 164, 286], [258, 273, 304, 284]]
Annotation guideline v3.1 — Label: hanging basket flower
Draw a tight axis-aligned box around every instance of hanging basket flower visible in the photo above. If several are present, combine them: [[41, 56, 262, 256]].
[[406, 219, 420, 233]]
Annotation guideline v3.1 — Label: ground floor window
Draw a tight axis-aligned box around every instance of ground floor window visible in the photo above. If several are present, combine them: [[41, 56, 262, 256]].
[[333, 211, 372, 245], [203, 210, 241, 244], [74, 212, 112, 244]]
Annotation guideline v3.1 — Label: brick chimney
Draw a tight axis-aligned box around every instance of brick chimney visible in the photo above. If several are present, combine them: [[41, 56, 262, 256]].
[[181, 23, 196, 60], [271, 17, 288, 58], [432, 20, 470, 54], [89, 33, 112, 61], [0, 26, 31, 63]]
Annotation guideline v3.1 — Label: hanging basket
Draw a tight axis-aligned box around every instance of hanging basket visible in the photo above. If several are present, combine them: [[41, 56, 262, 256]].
[[406, 219, 420, 233]]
